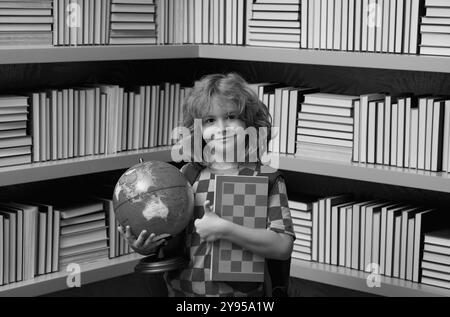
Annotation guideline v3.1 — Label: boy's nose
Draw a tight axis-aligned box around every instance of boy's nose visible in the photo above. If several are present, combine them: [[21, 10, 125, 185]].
[[215, 118, 226, 131]]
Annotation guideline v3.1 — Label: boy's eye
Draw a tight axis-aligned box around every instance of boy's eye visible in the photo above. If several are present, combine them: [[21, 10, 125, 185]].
[[204, 118, 215, 124], [226, 114, 237, 120]]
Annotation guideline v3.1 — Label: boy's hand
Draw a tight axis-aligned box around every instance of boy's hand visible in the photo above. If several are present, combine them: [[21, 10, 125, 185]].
[[118, 225, 171, 256], [194, 200, 228, 242]]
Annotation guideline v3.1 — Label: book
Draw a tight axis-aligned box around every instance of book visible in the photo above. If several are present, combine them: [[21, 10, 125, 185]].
[[422, 260, 450, 274], [211, 175, 269, 282], [424, 244, 450, 256], [60, 227, 108, 249], [425, 229, 450, 248], [421, 277, 450, 289], [59, 201, 104, 219]]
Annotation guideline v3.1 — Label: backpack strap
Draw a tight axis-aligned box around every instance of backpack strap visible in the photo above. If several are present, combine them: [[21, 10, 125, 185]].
[[256, 166, 291, 297], [181, 162, 204, 186]]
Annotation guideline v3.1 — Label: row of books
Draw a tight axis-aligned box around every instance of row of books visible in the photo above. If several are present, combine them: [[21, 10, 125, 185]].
[[53, 0, 157, 46], [248, 0, 302, 49], [299, 0, 421, 54], [353, 94, 450, 173], [158, 0, 246, 45], [28, 83, 189, 164], [0, 0, 52, 46], [250, 83, 318, 155], [5, 0, 450, 57], [420, 0, 450, 57], [254, 85, 450, 174], [53, 0, 111, 46], [0, 202, 58, 285], [0, 198, 130, 287], [0, 95, 31, 168], [289, 195, 450, 287]]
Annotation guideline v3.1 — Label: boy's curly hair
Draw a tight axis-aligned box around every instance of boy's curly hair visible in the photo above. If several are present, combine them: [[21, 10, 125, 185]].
[[181, 73, 272, 164]]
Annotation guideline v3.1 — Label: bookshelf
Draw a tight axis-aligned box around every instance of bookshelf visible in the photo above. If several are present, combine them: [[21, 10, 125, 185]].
[[0, 45, 198, 65], [1, 4, 450, 297], [0, 149, 449, 195], [0, 253, 143, 297], [279, 155, 450, 194], [0, 147, 172, 187], [198, 45, 450, 73], [290, 259, 450, 297]]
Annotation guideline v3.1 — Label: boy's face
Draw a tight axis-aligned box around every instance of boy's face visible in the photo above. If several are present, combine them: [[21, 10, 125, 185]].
[[202, 96, 247, 163]]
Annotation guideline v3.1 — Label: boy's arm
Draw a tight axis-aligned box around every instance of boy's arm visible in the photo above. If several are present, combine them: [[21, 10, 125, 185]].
[[222, 221, 294, 260], [195, 201, 294, 260]]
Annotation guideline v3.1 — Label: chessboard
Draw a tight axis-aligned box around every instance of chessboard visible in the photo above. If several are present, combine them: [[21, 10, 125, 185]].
[[211, 175, 269, 282]]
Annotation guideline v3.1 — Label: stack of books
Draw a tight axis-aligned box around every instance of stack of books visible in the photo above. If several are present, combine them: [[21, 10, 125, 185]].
[[0, 202, 60, 285], [248, 0, 301, 48], [59, 201, 109, 268], [0, 96, 31, 168], [297, 93, 357, 162], [301, 0, 421, 54], [251, 83, 317, 155], [421, 229, 450, 289], [420, 0, 450, 56], [159, 0, 245, 45], [54, 0, 111, 46], [0, 0, 53, 46], [110, 0, 156, 45], [354, 95, 450, 173], [289, 196, 316, 261]]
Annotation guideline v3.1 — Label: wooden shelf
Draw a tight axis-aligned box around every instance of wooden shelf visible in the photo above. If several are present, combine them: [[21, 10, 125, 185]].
[[199, 45, 450, 73], [0, 147, 172, 187], [1, 148, 450, 193], [1, 44, 450, 73], [0, 253, 143, 297], [0, 45, 198, 65], [290, 259, 450, 297], [278, 154, 450, 193]]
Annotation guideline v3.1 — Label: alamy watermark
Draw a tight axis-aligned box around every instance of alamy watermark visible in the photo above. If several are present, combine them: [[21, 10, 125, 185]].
[[366, 263, 381, 288], [170, 120, 280, 170], [367, 2, 382, 28], [66, 263, 81, 288]]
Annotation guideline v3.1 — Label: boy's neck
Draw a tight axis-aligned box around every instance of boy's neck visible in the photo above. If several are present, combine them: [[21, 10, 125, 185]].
[[209, 162, 240, 171]]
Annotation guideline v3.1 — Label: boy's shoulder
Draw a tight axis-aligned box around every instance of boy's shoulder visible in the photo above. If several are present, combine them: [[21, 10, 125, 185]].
[[257, 165, 281, 176], [251, 164, 285, 190]]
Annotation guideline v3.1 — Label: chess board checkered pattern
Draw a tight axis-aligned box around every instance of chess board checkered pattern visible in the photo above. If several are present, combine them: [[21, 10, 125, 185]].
[[211, 175, 269, 282]]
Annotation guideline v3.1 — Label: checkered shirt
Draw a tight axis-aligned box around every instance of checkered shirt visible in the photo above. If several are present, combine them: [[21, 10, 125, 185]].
[[165, 164, 295, 297]]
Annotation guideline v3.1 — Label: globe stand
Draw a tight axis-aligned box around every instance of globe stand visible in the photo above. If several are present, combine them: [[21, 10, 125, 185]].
[[135, 252, 188, 274], [134, 246, 189, 297]]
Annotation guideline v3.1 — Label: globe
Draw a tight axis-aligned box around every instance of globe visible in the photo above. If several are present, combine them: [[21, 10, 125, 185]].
[[113, 161, 194, 238]]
